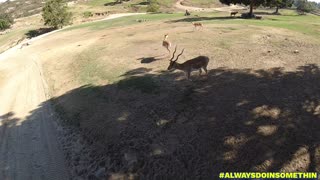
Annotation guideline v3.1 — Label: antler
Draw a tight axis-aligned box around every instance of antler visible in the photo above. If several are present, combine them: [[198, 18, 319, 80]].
[[170, 45, 178, 61], [174, 49, 184, 62]]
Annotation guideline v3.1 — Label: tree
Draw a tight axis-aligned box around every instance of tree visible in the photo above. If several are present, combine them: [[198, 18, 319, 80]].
[[219, 0, 267, 17], [0, 13, 13, 31], [295, 0, 315, 13], [268, 0, 294, 14], [42, 0, 72, 29]]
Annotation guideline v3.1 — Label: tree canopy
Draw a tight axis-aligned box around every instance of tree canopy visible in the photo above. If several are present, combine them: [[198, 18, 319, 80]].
[[219, 0, 294, 16], [267, 0, 294, 13], [42, 0, 72, 29]]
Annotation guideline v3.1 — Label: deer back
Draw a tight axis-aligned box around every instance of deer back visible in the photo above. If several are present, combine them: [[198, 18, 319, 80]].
[[181, 56, 209, 70]]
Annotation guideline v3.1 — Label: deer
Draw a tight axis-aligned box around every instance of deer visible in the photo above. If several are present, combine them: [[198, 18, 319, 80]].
[[162, 34, 171, 54], [192, 22, 203, 31], [230, 11, 238, 17], [167, 46, 209, 80], [185, 9, 191, 16]]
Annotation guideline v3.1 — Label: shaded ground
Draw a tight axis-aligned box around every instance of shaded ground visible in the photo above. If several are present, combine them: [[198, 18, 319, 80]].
[[48, 64, 320, 179]]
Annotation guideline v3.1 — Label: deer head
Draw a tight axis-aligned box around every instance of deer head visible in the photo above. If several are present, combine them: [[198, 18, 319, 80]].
[[164, 34, 169, 40], [167, 46, 184, 71]]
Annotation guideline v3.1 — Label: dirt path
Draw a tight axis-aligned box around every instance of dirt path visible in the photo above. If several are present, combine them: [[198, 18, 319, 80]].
[[175, 0, 246, 12], [0, 56, 69, 180], [0, 13, 143, 180]]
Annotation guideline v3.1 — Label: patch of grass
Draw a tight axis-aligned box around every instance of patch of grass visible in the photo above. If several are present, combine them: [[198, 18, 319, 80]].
[[87, 0, 115, 6], [118, 76, 159, 93], [218, 40, 231, 49], [0, 29, 29, 53], [65, 13, 183, 31], [72, 49, 124, 85], [194, 11, 320, 38], [182, 0, 222, 8]]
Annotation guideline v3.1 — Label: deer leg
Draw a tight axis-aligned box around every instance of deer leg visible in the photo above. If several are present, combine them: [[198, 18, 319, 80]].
[[203, 67, 208, 75], [185, 70, 191, 80], [166, 47, 170, 54]]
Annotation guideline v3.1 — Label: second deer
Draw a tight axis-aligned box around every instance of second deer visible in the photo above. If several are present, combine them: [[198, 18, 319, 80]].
[[192, 22, 203, 31], [230, 11, 238, 17], [167, 46, 209, 80], [162, 34, 171, 54]]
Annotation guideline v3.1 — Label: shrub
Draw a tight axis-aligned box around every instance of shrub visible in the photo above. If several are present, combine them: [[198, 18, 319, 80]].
[[0, 19, 11, 31], [83, 11, 93, 18], [0, 13, 13, 31], [147, 0, 160, 12]]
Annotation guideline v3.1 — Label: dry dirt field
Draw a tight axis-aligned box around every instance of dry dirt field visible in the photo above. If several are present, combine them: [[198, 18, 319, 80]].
[[1, 11, 320, 179]]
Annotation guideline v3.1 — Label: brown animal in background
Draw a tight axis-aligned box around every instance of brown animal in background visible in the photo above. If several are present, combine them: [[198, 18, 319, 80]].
[[185, 9, 191, 16], [192, 22, 203, 30], [167, 46, 209, 80], [162, 34, 171, 54], [230, 11, 238, 16]]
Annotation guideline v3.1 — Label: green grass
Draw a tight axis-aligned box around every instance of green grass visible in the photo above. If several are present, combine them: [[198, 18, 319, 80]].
[[0, 29, 31, 53], [86, 0, 115, 6], [65, 13, 183, 31], [193, 11, 320, 38], [65, 10, 319, 45], [182, 0, 222, 7], [72, 48, 124, 85]]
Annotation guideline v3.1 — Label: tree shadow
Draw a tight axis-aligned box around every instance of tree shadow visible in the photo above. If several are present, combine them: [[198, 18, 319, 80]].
[[25, 27, 56, 39], [120, 67, 152, 76], [167, 16, 240, 23], [2, 64, 320, 179]]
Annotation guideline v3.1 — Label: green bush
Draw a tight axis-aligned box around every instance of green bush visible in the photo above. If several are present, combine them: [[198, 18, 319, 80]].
[[0, 19, 11, 31], [83, 11, 93, 18], [0, 13, 13, 31], [42, 0, 72, 29], [147, 0, 160, 12]]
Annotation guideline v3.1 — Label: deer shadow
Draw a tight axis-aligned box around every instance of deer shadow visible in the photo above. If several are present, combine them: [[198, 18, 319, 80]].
[[137, 55, 167, 64]]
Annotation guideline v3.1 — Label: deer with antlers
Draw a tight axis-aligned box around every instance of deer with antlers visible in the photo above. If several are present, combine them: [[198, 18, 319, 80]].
[[162, 34, 171, 54], [167, 46, 209, 80]]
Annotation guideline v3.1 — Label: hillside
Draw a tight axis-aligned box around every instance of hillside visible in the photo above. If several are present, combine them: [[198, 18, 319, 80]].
[[0, 0, 75, 18]]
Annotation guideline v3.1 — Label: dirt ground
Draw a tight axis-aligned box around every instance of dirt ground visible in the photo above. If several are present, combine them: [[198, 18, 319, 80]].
[[31, 17, 320, 179]]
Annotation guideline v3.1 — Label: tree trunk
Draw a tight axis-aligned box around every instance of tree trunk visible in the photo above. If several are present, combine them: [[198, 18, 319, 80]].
[[275, 6, 279, 14], [249, 0, 254, 17]]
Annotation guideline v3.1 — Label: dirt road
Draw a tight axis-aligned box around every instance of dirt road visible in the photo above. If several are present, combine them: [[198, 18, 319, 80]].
[[0, 13, 143, 180], [175, 0, 246, 12]]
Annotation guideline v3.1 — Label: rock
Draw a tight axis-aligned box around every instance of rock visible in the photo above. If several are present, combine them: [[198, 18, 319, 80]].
[[94, 167, 106, 179], [124, 152, 138, 166], [294, 50, 299, 54]]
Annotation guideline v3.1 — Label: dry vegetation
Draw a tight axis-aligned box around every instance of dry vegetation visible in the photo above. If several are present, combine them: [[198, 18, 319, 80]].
[[30, 11, 320, 178]]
